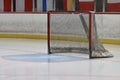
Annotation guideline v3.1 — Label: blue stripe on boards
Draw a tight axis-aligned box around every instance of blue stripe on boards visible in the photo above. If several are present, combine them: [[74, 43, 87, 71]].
[[42, 0, 47, 12]]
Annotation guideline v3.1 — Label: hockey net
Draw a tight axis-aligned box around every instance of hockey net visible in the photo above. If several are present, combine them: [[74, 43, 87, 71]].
[[48, 11, 113, 58]]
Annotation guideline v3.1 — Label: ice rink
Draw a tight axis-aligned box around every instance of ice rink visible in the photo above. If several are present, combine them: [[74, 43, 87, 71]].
[[0, 38, 120, 80]]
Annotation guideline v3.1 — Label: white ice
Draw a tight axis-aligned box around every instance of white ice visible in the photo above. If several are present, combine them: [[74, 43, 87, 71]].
[[0, 38, 120, 80]]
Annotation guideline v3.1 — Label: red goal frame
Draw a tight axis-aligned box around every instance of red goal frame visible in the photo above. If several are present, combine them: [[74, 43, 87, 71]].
[[47, 11, 92, 57], [47, 11, 115, 58]]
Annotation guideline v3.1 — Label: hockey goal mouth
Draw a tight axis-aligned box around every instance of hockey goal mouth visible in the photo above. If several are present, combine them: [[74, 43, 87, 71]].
[[48, 11, 114, 59]]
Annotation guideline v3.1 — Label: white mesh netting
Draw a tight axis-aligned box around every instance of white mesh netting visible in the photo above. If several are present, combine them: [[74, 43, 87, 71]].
[[48, 11, 113, 58]]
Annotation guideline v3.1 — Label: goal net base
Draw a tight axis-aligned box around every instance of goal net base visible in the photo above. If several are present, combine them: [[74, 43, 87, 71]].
[[90, 51, 113, 59]]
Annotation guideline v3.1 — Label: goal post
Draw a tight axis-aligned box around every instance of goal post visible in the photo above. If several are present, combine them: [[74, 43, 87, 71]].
[[47, 11, 113, 59], [88, 12, 113, 58]]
